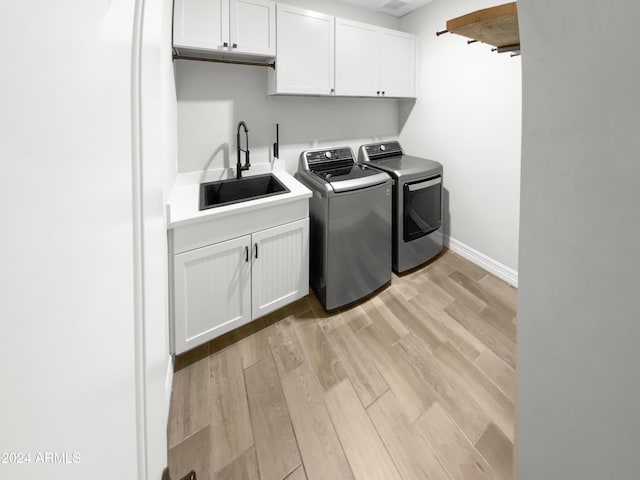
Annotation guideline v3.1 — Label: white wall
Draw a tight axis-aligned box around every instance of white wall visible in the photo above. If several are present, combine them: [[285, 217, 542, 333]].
[[518, 1, 640, 478], [399, 0, 521, 279], [0, 1, 176, 478], [140, 0, 178, 478], [176, 61, 400, 174], [0, 1, 139, 478], [175, 0, 401, 176]]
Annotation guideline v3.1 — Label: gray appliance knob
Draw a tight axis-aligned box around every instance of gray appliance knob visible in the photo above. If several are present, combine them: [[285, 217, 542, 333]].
[[380, 144, 386, 151], [325, 151, 332, 159]]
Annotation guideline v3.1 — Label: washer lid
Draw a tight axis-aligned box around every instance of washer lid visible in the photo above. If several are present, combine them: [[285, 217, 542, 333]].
[[358, 141, 442, 179], [315, 164, 389, 192], [365, 154, 442, 179]]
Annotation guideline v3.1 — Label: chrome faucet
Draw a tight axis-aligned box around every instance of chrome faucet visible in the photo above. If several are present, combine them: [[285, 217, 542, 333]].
[[236, 121, 250, 179]]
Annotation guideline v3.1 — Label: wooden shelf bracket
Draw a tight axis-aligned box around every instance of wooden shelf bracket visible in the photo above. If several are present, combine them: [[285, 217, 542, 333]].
[[437, 2, 520, 55]]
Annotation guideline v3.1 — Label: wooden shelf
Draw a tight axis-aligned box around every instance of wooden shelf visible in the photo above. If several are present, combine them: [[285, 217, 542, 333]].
[[444, 2, 519, 52]]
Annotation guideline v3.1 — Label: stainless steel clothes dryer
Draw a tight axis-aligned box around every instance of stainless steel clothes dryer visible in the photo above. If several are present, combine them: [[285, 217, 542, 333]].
[[359, 141, 443, 273], [295, 147, 392, 310]]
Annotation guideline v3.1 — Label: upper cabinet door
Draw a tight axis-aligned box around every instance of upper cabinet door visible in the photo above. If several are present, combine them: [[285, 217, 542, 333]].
[[173, 0, 229, 51], [229, 0, 276, 56], [271, 4, 335, 95], [335, 18, 380, 97], [379, 28, 416, 98]]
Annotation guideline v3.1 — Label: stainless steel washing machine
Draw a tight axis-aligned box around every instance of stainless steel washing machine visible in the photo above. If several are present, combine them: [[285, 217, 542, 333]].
[[359, 141, 443, 273], [295, 147, 392, 310]]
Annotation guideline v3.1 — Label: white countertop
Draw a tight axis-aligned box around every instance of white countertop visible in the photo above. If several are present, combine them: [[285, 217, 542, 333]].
[[167, 166, 311, 229]]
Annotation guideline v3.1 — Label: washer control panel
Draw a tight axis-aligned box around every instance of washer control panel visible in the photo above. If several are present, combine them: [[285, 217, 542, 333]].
[[305, 147, 354, 166]]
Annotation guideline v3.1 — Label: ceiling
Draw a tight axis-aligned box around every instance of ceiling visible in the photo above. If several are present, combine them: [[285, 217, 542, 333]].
[[336, 0, 434, 17]]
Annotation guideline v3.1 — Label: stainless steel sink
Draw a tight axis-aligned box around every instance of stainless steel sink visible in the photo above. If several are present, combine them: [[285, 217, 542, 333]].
[[199, 174, 290, 210]]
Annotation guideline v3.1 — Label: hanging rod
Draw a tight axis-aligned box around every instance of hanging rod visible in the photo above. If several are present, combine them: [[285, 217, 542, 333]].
[[172, 54, 276, 70], [436, 29, 449, 36], [490, 44, 520, 54]]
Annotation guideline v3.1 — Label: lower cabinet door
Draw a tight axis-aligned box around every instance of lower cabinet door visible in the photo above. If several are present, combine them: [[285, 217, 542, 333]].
[[173, 234, 251, 354], [251, 218, 309, 319]]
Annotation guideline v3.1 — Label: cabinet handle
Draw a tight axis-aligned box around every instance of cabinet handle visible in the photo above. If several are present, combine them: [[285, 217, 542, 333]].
[[245, 246, 249, 262], [382, 91, 386, 96], [232, 43, 238, 49], [254, 243, 258, 259], [223, 42, 228, 47], [330, 88, 335, 94], [376, 91, 380, 95]]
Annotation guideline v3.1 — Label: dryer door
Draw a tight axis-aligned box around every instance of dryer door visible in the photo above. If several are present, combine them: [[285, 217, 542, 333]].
[[403, 175, 442, 241]]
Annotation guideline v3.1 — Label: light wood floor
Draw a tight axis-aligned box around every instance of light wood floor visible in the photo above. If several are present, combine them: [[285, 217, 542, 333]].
[[167, 249, 517, 480]]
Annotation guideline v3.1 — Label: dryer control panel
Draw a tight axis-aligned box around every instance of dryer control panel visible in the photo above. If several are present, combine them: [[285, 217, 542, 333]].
[[360, 141, 403, 161]]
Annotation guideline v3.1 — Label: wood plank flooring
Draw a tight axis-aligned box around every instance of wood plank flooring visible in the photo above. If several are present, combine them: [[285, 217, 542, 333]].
[[168, 249, 518, 480]]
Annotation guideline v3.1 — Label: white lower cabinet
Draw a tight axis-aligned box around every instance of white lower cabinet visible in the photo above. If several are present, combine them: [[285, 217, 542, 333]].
[[173, 235, 251, 354], [251, 219, 309, 318], [173, 218, 309, 354]]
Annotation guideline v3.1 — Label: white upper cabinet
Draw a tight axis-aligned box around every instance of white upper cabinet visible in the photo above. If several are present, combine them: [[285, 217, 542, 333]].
[[173, 0, 228, 51], [335, 18, 416, 98], [269, 4, 335, 95], [335, 18, 380, 97], [229, 0, 276, 56], [174, 0, 275, 59], [379, 28, 416, 98], [271, 6, 416, 97]]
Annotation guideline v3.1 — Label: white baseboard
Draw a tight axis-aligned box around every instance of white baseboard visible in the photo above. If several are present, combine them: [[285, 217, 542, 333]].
[[445, 235, 518, 288]]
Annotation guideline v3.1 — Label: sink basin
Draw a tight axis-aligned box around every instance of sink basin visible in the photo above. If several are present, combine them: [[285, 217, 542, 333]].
[[199, 174, 290, 210]]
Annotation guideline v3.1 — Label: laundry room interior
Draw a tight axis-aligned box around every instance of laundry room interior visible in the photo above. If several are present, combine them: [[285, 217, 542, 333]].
[[174, 0, 521, 279], [3, 0, 639, 479], [167, 1, 520, 476]]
